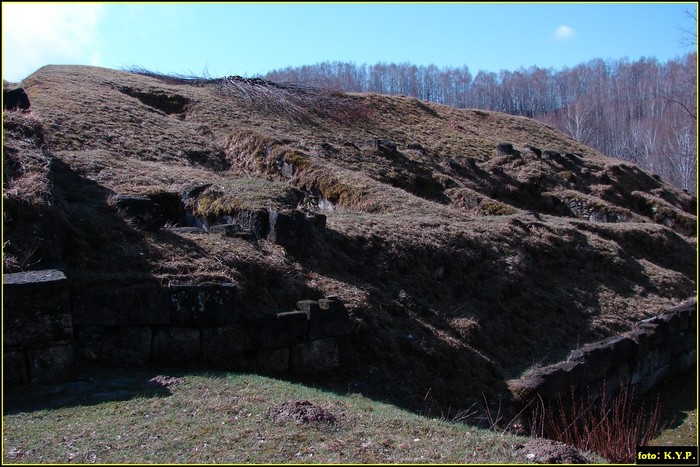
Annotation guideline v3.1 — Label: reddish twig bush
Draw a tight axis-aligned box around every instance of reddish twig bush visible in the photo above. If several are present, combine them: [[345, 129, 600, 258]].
[[530, 383, 661, 463]]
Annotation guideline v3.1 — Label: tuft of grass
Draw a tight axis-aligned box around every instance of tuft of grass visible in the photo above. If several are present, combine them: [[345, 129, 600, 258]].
[[191, 178, 303, 219], [479, 199, 519, 216]]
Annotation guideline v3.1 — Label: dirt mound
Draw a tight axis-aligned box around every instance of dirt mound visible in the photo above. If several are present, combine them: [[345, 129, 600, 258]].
[[270, 399, 337, 426], [516, 438, 591, 464]]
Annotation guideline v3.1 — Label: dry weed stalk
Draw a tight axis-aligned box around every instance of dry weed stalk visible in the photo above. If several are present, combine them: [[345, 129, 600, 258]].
[[127, 66, 372, 125], [530, 382, 662, 463]]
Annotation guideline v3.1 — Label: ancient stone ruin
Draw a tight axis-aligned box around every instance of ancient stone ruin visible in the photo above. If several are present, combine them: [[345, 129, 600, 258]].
[[509, 298, 696, 413], [113, 187, 326, 247], [4, 269, 352, 385]]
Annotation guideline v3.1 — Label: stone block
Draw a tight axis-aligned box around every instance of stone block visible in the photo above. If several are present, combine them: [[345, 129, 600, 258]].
[[244, 311, 308, 350], [628, 327, 655, 360], [169, 283, 238, 326], [233, 209, 270, 238], [668, 331, 689, 355], [631, 349, 671, 389], [657, 313, 682, 336], [3, 270, 73, 345], [668, 348, 696, 375], [268, 210, 300, 246], [74, 326, 152, 366], [677, 309, 690, 331], [635, 364, 669, 395], [210, 223, 243, 237], [268, 210, 316, 247], [508, 373, 546, 405], [603, 362, 631, 396], [210, 223, 256, 240], [113, 194, 164, 230], [4, 350, 29, 386], [575, 342, 616, 381], [72, 290, 129, 326], [201, 325, 246, 367], [166, 226, 207, 235], [376, 139, 398, 154], [28, 343, 74, 384], [496, 143, 514, 156], [677, 349, 696, 372], [638, 319, 670, 344], [683, 330, 696, 352], [313, 213, 327, 230], [297, 298, 351, 340], [290, 338, 340, 372], [689, 304, 697, 326], [668, 299, 696, 318], [296, 300, 321, 314], [128, 286, 170, 325], [152, 327, 201, 365], [602, 335, 636, 363], [537, 361, 581, 399], [275, 311, 310, 344], [147, 191, 187, 227], [256, 348, 290, 372]]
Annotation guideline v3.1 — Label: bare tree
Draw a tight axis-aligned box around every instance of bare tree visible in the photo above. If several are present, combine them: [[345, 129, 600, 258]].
[[679, 8, 697, 49]]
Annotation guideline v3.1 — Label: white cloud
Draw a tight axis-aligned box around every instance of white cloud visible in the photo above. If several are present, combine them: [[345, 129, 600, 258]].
[[2, 3, 104, 82], [554, 25, 576, 41]]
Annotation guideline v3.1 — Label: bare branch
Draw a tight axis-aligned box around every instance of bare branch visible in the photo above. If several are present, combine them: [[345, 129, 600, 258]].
[[658, 89, 697, 120]]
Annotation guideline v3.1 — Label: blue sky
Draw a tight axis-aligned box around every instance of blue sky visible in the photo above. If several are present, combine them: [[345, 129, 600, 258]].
[[2, 2, 697, 83]]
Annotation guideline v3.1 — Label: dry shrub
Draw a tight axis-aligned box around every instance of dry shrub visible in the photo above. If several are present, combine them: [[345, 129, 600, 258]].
[[219, 76, 373, 126], [530, 382, 661, 463]]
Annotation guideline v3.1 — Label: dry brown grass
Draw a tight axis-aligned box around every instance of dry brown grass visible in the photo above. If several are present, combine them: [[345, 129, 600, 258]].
[[4, 65, 696, 418]]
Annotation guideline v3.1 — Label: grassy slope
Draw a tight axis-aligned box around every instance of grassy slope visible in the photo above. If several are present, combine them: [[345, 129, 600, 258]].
[[3, 65, 696, 419], [2, 369, 607, 464]]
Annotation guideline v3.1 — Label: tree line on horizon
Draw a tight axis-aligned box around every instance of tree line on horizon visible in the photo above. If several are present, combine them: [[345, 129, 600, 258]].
[[263, 53, 696, 194]]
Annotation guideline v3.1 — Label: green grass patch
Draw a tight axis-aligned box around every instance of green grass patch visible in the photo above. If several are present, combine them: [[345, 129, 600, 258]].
[[193, 178, 303, 218], [4, 370, 533, 464], [648, 369, 697, 447]]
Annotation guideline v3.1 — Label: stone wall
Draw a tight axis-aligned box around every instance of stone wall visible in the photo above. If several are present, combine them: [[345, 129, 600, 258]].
[[510, 298, 696, 409], [114, 187, 327, 248], [3, 270, 352, 386], [3, 270, 74, 385]]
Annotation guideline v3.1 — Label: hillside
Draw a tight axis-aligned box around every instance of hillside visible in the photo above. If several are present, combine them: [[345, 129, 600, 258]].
[[3, 65, 696, 417]]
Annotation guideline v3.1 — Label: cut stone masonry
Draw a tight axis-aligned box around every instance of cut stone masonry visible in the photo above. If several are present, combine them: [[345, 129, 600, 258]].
[[4, 270, 352, 385], [509, 298, 696, 411]]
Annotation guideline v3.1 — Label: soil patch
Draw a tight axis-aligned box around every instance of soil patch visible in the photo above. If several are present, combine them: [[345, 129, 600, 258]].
[[269, 399, 337, 426], [516, 438, 591, 464]]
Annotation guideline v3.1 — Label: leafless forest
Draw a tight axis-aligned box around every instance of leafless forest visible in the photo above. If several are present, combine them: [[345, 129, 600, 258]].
[[264, 52, 697, 193]]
